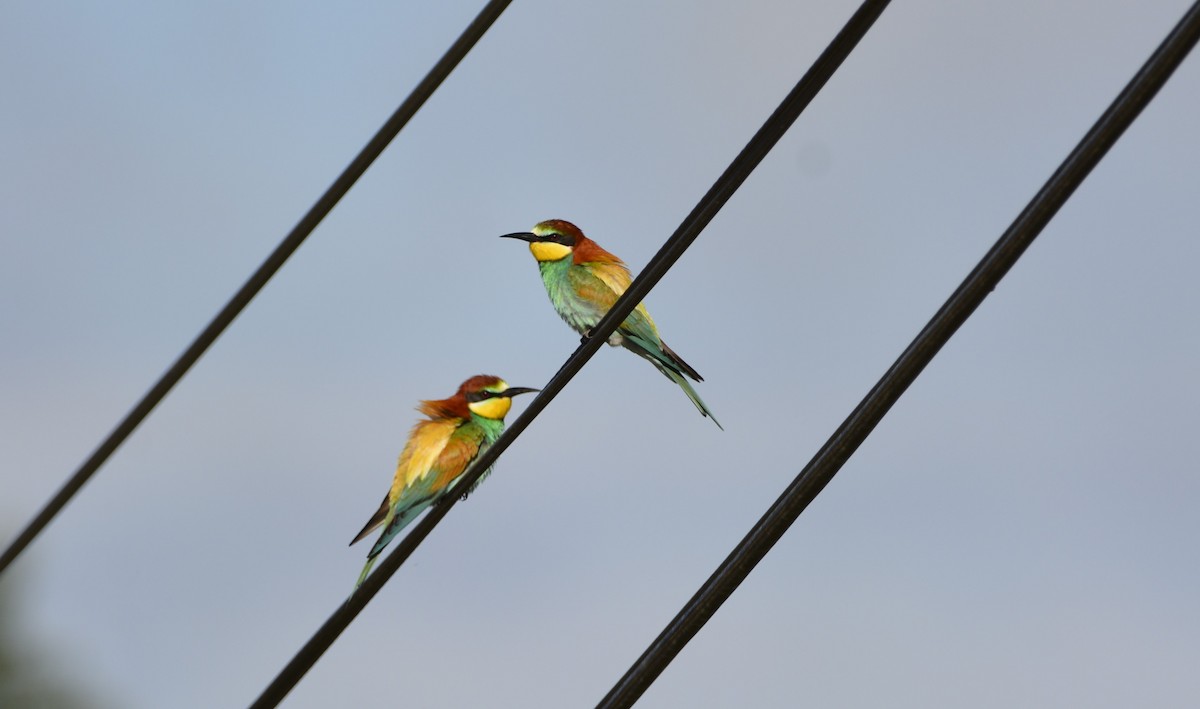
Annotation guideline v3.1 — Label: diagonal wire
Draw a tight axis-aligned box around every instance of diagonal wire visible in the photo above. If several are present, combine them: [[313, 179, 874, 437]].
[[595, 2, 1200, 707], [247, 1, 893, 706], [0, 0, 514, 577]]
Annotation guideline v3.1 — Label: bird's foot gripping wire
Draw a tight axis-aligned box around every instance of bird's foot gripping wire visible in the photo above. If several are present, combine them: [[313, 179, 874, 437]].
[[581, 328, 623, 347]]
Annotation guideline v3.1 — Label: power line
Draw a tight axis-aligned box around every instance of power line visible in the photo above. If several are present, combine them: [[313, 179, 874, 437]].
[[594, 2, 1200, 707], [0, 0, 514, 577], [246, 2, 893, 707]]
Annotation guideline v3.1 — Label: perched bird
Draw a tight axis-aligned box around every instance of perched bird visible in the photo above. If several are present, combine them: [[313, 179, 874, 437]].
[[350, 375, 538, 588], [501, 219, 720, 428]]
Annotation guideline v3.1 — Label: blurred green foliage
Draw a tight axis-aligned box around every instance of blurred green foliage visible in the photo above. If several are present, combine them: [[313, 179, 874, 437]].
[[0, 581, 95, 709]]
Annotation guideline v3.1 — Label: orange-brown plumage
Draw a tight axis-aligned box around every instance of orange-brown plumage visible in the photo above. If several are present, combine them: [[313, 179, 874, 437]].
[[531, 218, 625, 266], [415, 374, 505, 420], [349, 374, 536, 587], [416, 397, 470, 420], [572, 233, 624, 266]]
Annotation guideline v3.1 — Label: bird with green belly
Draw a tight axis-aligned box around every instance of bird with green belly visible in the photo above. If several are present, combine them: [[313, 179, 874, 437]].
[[501, 219, 720, 429]]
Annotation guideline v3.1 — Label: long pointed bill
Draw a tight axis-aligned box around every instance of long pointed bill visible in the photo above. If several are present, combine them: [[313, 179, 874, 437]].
[[499, 232, 538, 242], [500, 387, 539, 397]]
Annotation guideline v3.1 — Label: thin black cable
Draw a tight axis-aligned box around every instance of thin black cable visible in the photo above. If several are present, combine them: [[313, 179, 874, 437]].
[[247, 2, 892, 707], [596, 3, 1200, 707], [0, 0, 514, 577]]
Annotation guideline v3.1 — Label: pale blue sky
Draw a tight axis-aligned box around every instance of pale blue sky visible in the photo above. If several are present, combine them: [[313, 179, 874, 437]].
[[2, 1, 1198, 707]]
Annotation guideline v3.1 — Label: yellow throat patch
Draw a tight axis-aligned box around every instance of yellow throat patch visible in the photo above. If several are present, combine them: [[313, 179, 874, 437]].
[[468, 396, 512, 420], [529, 241, 572, 262]]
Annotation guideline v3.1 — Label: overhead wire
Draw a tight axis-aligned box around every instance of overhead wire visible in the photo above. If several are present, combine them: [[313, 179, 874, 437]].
[[594, 1, 1200, 706], [246, 1, 894, 706], [0, 0, 515, 576]]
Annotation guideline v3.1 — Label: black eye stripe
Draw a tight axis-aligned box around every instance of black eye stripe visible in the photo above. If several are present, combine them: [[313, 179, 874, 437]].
[[466, 390, 499, 403], [541, 232, 575, 246]]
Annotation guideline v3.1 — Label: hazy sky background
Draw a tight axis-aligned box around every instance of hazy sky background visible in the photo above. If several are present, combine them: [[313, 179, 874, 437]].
[[2, 1, 1198, 707]]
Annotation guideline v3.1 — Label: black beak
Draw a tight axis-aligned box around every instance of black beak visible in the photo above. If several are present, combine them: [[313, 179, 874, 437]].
[[499, 231, 538, 243], [501, 387, 540, 397]]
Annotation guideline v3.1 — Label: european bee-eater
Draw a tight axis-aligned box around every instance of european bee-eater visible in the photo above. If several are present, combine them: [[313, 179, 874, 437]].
[[350, 375, 538, 588], [501, 219, 720, 428]]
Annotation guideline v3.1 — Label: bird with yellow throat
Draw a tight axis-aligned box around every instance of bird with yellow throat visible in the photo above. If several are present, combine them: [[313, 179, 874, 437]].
[[350, 375, 538, 588], [501, 219, 720, 428]]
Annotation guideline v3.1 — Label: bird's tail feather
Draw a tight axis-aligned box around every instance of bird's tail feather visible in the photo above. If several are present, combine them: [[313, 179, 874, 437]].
[[623, 334, 722, 428], [661, 365, 723, 430], [660, 340, 703, 382], [350, 493, 391, 546], [352, 497, 434, 590], [354, 556, 378, 590]]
